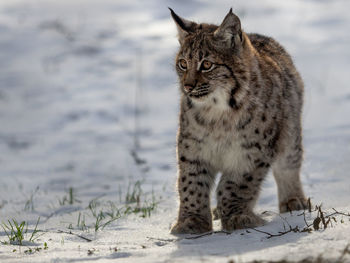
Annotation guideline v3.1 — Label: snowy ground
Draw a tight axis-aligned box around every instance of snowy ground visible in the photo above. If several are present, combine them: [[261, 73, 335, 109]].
[[0, 0, 350, 262]]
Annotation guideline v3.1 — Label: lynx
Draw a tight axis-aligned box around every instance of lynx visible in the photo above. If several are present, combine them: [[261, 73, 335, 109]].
[[169, 8, 308, 234]]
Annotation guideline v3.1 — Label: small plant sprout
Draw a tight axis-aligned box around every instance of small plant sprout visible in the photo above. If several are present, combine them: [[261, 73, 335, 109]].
[[125, 181, 142, 204], [61, 182, 160, 233], [59, 187, 81, 205], [88, 198, 101, 218], [123, 187, 159, 218], [1, 217, 43, 245], [91, 209, 120, 232], [77, 212, 88, 231], [1, 220, 26, 245], [24, 186, 39, 211], [86, 197, 121, 232]]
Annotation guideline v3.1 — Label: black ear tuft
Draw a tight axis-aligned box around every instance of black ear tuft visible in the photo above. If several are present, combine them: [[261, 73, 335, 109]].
[[169, 8, 187, 32], [169, 8, 197, 44]]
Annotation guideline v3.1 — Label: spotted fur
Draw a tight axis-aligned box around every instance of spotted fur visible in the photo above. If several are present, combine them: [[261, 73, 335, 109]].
[[170, 8, 307, 234]]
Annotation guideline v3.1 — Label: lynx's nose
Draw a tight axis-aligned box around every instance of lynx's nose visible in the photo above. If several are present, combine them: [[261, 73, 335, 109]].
[[184, 85, 194, 92]]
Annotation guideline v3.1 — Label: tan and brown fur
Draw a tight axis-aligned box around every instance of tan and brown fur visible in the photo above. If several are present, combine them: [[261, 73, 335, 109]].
[[169, 8, 307, 234]]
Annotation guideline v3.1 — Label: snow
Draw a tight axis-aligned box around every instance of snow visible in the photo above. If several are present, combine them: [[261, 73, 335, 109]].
[[0, 0, 349, 262]]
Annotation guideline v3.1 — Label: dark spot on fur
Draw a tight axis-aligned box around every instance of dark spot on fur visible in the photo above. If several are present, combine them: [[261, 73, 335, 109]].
[[229, 97, 237, 109], [258, 162, 266, 168], [268, 134, 279, 149], [180, 156, 186, 162], [213, 98, 217, 104], [231, 192, 237, 197], [184, 197, 189, 202], [189, 181, 192, 185], [241, 142, 251, 149], [181, 176, 186, 182], [228, 87, 240, 109], [186, 97, 193, 109], [255, 128, 259, 134], [240, 75, 247, 81], [198, 193, 202, 197], [255, 143, 262, 151], [237, 115, 252, 130], [226, 186, 232, 190], [194, 112, 205, 126], [261, 114, 266, 122], [244, 173, 254, 182], [189, 172, 196, 176], [183, 187, 187, 192], [189, 191, 194, 195], [197, 182, 203, 187], [239, 185, 248, 190]]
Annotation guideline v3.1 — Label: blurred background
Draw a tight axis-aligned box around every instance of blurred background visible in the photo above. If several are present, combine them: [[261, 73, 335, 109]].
[[0, 0, 349, 221]]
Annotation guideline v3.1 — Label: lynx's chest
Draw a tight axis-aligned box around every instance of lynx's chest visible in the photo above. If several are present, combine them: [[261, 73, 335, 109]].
[[197, 125, 250, 174], [182, 96, 254, 174]]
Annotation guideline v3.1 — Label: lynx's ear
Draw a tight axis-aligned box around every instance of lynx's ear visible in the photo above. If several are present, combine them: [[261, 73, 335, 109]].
[[169, 8, 196, 45], [214, 8, 243, 49]]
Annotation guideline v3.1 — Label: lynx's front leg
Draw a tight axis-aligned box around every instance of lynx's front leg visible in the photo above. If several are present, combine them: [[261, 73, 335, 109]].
[[171, 143, 214, 234], [216, 165, 269, 231]]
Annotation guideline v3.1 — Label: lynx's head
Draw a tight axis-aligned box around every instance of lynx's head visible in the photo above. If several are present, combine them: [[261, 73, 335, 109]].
[[170, 8, 251, 110]]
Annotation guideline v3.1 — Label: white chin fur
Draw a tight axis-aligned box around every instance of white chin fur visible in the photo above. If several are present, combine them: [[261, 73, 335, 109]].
[[191, 88, 229, 110]]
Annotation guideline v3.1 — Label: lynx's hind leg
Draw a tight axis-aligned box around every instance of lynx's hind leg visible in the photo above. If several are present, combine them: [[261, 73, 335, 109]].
[[273, 138, 307, 213]]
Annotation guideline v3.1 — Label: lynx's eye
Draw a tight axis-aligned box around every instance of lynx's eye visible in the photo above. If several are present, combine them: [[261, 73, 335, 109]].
[[178, 59, 187, 71], [201, 60, 214, 72]]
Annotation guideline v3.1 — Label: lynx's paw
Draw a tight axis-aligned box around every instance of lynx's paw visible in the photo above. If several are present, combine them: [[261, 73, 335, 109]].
[[221, 213, 265, 232], [279, 197, 308, 213], [170, 216, 212, 234]]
